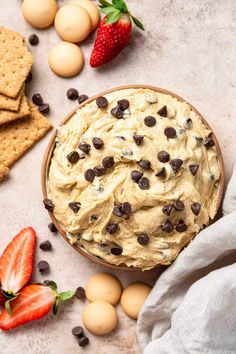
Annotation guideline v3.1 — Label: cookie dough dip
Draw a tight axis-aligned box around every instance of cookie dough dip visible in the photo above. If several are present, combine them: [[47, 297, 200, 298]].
[[46, 88, 221, 270]]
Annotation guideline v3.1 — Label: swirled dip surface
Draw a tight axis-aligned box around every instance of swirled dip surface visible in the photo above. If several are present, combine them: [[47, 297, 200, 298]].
[[47, 88, 220, 270]]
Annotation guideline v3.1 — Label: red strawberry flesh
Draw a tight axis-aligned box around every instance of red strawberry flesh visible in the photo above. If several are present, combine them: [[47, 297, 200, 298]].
[[0, 227, 36, 294], [0, 284, 55, 331], [90, 14, 132, 67]]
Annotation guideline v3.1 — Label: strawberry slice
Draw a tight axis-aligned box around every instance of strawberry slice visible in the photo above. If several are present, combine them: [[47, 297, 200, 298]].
[[0, 227, 36, 295], [0, 282, 75, 331], [0, 284, 55, 331]]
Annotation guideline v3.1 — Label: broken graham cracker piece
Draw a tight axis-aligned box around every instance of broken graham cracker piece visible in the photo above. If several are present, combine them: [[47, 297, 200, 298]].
[[0, 84, 24, 111], [0, 27, 34, 98], [0, 101, 52, 168], [0, 95, 30, 126], [0, 160, 9, 182]]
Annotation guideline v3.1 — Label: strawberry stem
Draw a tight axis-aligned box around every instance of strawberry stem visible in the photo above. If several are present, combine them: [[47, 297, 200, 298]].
[[99, 0, 144, 30]]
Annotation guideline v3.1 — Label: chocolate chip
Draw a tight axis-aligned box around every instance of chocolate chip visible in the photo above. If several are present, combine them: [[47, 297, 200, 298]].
[[67, 88, 79, 100], [113, 206, 123, 217], [84, 169, 95, 182], [38, 260, 49, 272], [144, 116, 156, 127], [93, 165, 106, 177], [120, 202, 131, 215], [191, 202, 201, 216], [32, 93, 43, 106], [174, 200, 185, 211], [157, 151, 170, 163], [185, 118, 192, 129], [90, 215, 98, 221], [78, 143, 91, 154], [137, 234, 149, 245], [107, 223, 118, 234], [164, 127, 177, 139], [38, 104, 50, 114], [78, 94, 88, 104], [110, 246, 122, 255], [79, 336, 89, 347], [26, 71, 32, 83], [117, 99, 129, 111], [75, 287, 86, 299], [48, 222, 57, 232], [28, 34, 39, 45], [67, 151, 80, 164], [138, 177, 150, 190], [195, 137, 203, 145], [133, 135, 144, 145], [39, 240, 52, 251], [170, 159, 183, 172], [162, 204, 173, 216], [155, 167, 166, 178], [189, 164, 199, 176], [92, 137, 104, 149], [43, 198, 54, 211], [111, 106, 123, 118], [72, 326, 84, 337], [131, 170, 143, 183], [162, 220, 174, 233], [204, 137, 215, 149], [96, 96, 108, 108], [157, 105, 167, 117], [69, 202, 81, 213], [102, 156, 115, 169], [175, 220, 188, 232], [138, 159, 151, 170]]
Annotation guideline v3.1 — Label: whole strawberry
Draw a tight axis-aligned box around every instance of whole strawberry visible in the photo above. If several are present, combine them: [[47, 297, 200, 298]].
[[90, 0, 144, 67]]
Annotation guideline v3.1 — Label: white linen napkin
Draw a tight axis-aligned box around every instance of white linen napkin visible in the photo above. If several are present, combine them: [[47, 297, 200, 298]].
[[137, 164, 236, 354]]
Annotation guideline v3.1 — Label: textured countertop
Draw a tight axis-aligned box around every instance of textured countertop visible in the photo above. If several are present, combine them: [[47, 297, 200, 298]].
[[0, 0, 235, 353]]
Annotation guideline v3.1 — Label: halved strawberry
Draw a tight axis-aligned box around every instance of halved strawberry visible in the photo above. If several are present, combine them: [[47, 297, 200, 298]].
[[0, 284, 55, 330], [0, 283, 75, 331], [0, 227, 36, 296]]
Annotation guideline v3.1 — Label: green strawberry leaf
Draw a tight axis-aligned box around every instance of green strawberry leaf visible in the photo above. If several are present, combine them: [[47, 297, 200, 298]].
[[53, 297, 60, 315], [112, 0, 128, 12], [5, 296, 17, 315], [59, 291, 75, 301], [5, 299, 12, 315], [2, 290, 17, 300], [131, 15, 145, 30], [99, 0, 112, 7], [100, 6, 116, 14], [106, 9, 122, 24], [43, 280, 57, 292]]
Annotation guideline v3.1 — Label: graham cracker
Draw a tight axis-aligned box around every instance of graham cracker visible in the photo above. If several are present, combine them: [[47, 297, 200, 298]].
[[0, 160, 9, 182], [0, 84, 24, 111], [0, 101, 52, 168], [0, 95, 30, 126], [0, 27, 34, 98]]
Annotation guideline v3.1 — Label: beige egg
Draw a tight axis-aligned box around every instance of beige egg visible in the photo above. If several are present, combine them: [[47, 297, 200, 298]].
[[70, 0, 100, 31], [82, 301, 118, 335], [120, 283, 151, 320], [85, 272, 122, 305], [22, 0, 58, 29], [54, 4, 92, 43], [48, 42, 84, 78]]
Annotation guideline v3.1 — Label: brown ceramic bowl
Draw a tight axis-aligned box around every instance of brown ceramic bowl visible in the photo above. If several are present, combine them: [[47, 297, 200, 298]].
[[41, 85, 225, 271]]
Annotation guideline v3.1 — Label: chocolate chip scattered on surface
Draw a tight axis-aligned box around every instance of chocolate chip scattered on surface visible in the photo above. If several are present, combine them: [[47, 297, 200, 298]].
[[67, 88, 79, 100]]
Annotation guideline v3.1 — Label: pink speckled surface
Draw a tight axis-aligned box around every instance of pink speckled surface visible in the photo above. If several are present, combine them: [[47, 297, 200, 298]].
[[0, 0, 235, 353]]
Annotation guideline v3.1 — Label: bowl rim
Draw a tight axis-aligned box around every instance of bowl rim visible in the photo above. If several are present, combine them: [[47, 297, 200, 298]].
[[41, 84, 225, 272]]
